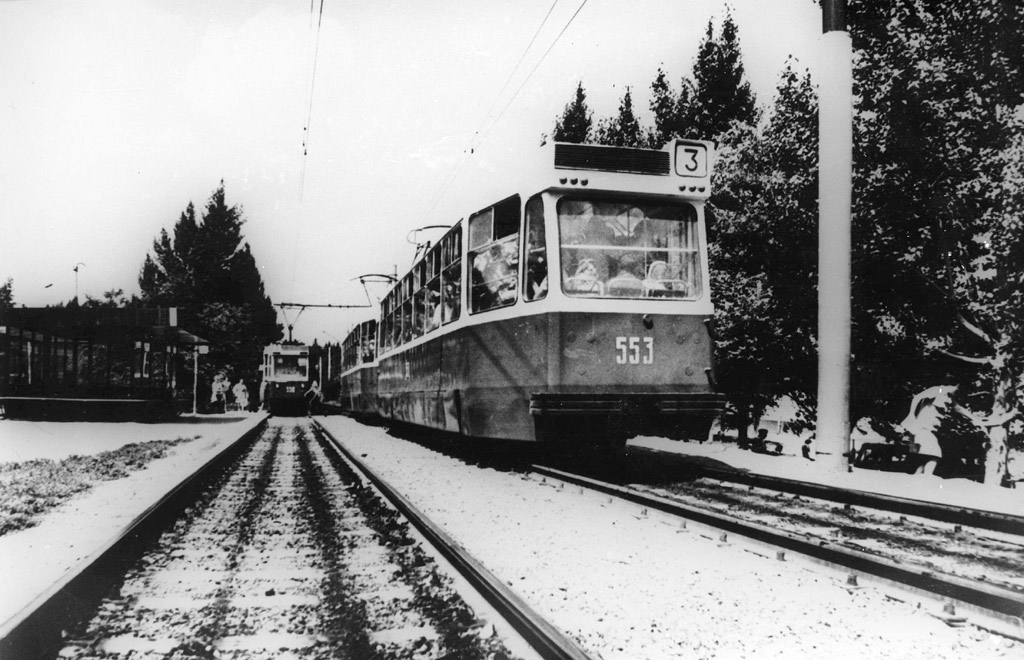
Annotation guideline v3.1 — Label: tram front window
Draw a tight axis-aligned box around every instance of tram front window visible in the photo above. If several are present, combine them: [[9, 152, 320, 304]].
[[558, 199, 701, 299], [273, 355, 308, 379]]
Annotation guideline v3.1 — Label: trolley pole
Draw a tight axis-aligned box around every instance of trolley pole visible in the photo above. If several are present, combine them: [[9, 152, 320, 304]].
[[817, 0, 853, 474]]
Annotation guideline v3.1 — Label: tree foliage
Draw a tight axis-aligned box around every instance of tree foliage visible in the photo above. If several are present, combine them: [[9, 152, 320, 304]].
[[82, 289, 133, 308], [650, 10, 758, 145], [0, 278, 13, 312], [592, 87, 648, 148], [710, 62, 818, 436], [849, 0, 1024, 482], [550, 11, 757, 150], [687, 11, 759, 142], [139, 183, 281, 402], [552, 81, 593, 143]]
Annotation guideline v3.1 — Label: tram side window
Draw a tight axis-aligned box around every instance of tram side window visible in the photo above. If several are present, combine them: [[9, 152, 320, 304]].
[[413, 262, 426, 340], [524, 194, 547, 301], [380, 295, 390, 352], [380, 297, 390, 352], [469, 196, 520, 313], [441, 224, 462, 324], [400, 275, 414, 344], [424, 245, 443, 333], [362, 322, 376, 362], [390, 291, 401, 349]]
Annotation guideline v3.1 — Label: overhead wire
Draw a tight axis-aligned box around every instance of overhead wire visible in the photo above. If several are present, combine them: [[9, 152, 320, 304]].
[[299, 0, 327, 200], [473, 0, 561, 143], [480, 0, 589, 147], [418, 0, 561, 223], [287, 0, 326, 316], [418, 0, 588, 227], [419, 1, 564, 221]]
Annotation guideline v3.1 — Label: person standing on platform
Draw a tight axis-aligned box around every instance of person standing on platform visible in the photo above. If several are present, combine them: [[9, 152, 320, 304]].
[[232, 379, 249, 411]]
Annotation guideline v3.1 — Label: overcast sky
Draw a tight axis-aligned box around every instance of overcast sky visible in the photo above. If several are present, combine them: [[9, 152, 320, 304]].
[[1, 0, 822, 342]]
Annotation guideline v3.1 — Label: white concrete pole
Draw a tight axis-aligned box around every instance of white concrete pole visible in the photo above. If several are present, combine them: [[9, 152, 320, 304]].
[[817, 0, 853, 473]]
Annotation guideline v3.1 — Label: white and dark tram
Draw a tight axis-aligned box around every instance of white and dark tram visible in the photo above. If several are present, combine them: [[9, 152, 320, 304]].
[[261, 342, 311, 416], [339, 140, 724, 447]]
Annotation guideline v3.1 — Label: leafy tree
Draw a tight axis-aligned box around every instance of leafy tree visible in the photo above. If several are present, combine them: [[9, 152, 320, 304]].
[[552, 81, 593, 143], [650, 67, 694, 146], [0, 278, 13, 312], [687, 10, 758, 142], [651, 10, 758, 145], [82, 288, 133, 308], [709, 61, 818, 438], [592, 87, 647, 147], [849, 0, 1024, 484], [139, 182, 281, 407]]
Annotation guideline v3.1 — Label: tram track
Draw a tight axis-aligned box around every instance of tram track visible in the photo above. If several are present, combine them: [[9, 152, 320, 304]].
[[611, 445, 1024, 535], [530, 463, 1024, 638], [310, 419, 593, 660], [1, 418, 592, 660]]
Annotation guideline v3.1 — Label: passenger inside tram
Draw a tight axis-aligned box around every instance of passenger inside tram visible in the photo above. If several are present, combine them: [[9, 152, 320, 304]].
[[605, 252, 644, 297], [426, 289, 442, 332], [471, 241, 518, 312], [525, 222, 548, 301]]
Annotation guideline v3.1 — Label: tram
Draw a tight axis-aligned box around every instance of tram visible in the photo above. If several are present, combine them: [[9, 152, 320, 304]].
[[339, 139, 725, 447], [261, 342, 311, 415], [338, 319, 378, 417]]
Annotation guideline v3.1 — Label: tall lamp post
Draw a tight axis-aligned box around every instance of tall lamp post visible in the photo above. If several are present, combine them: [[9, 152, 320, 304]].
[[73, 263, 85, 305], [817, 0, 853, 473]]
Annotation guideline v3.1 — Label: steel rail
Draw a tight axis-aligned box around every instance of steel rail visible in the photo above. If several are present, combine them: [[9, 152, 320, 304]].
[[631, 446, 1024, 535], [532, 464, 1024, 638], [312, 420, 596, 660], [0, 418, 268, 660]]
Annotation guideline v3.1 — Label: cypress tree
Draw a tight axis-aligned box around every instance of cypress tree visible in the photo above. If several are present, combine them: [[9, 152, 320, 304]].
[[594, 87, 646, 147], [139, 182, 281, 404], [552, 81, 593, 143]]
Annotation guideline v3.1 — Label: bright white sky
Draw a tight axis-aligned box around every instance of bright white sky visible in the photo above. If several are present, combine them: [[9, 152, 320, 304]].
[[1, 0, 822, 343]]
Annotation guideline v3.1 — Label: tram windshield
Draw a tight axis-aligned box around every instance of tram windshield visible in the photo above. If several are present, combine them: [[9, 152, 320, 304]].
[[558, 198, 702, 299], [272, 354, 308, 379]]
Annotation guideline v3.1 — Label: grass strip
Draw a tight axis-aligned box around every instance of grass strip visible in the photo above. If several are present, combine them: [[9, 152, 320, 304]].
[[0, 437, 194, 536]]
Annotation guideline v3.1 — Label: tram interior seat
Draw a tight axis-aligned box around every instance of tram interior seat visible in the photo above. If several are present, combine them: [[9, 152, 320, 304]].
[[565, 277, 604, 295], [607, 276, 644, 297]]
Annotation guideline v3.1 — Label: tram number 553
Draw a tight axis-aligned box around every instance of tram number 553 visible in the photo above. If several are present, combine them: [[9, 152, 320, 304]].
[[615, 336, 654, 365]]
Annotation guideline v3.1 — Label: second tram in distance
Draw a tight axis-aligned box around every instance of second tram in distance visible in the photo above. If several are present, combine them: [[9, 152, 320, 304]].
[[338, 139, 724, 447], [261, 342, 311, 416]]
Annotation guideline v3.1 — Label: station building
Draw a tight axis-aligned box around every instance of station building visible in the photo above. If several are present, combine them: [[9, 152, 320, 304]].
[[0, 306, 207, 421]]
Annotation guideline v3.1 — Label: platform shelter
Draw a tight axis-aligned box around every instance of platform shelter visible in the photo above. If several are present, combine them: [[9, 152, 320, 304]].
[[0, 306, 207, 421]]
